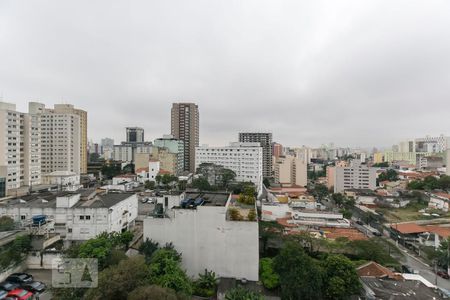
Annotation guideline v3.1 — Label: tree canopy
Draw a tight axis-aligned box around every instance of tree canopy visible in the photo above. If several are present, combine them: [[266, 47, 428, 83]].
[[274, 242, 323, 300], [322, 255, 361, 300]]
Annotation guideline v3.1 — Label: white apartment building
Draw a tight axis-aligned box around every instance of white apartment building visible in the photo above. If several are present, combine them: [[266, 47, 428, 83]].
[[29, 102, 81, 175], [143, 192, 259, 281], [273, 155, 307, 187], [0, 191, 138, 241], [0, 102, 41, 194], [195, 142, 263, 189], [334, 160, 377, 193]]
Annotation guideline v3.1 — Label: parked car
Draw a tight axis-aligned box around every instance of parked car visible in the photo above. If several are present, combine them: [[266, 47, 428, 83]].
[[7, 289, 33, 300], [0, 282, 19, 292], [0, 290, 8, 300], [438, 271, 450, 279], [140, 197, 149, 203], [5, 273, 33, 285], [20, 281, 46, 293], [401, 265, 414, 274]]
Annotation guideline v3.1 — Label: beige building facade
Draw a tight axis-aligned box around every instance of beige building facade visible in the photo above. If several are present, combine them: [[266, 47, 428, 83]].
[[0, 102, 42, 194], [273, 155, 307, 187]]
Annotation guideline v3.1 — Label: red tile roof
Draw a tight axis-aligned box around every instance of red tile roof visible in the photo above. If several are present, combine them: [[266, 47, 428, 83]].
[[425, 226, 450, 238], [390, 223, 426, 234], [136, 167, 149, 173], [433, 192, 450, 200], [357, 261, 403, 280], [158, 169, 171, 175]]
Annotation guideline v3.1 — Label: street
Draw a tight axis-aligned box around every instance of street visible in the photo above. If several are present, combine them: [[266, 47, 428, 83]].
[[395, 240, 450, 290]]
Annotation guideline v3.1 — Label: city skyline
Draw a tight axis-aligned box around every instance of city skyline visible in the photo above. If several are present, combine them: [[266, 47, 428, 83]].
[[3, 0, 450, 148]]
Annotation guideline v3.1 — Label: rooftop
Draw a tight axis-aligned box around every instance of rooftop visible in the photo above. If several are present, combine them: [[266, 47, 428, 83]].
[[0, 191, 135, 209], [184, 191, 230, 207], [357, 261, 403, 280], [360, 277, 444, 300], [390, 222, 427, 234]]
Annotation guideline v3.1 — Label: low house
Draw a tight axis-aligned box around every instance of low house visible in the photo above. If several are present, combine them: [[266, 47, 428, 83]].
[[357, 261, 402, 280], [428, 192, 450, 212]]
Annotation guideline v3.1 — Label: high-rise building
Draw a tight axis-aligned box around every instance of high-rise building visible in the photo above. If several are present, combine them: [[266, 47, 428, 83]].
[[154, 134, 184, 174], [29, 102, 82, 175], [113, 128, 152, 163], [195, 142, 263, 189], [44, 104, 87, 173], [239, 132, 272, 177], [171, 103, 199, 173], [0, 102, 41, 194], [101, 138, 114, 153], [126, 127, 144, 143], [272, 142, 283, 158]]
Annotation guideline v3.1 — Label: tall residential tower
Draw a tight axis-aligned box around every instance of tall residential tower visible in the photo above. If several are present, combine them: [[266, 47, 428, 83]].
[[239, 132, 273, 177], [171, 103, 199, 173]]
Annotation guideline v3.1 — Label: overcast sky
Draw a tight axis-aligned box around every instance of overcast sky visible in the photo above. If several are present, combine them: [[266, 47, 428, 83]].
[[1, 1, 449, 148]]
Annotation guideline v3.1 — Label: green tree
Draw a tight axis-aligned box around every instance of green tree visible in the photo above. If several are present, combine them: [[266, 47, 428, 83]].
[[0, 216, 15, 231], [149, 249, 192, 295], [274, 242, 323, 300], [128, 285, 179, 300], [332, 193, 345, 207], [221, 168, 236, 189], [225, 287, 263, 300], [259, 258, 280, 289], [89, 152, 100, 162], [348, 239, 395, 265], [144, 180, 155, 190], [139, 238, 160, 262], [263, 178, 271, 188], [193, 269, 218, 297], [178, 180, 187, 191], [191, 177, 212, 191], [312, 184, 329, 201], [77, 231, 134, 269], [85, 256, 150, 300], [340, 209, 352, 219], [378, 169, 398, 183], [322, 255, 361, 300], [439, 175, 450, 190], [372, 162, 389, 167], [423, 176, 439, 190], [161, 174, 178, 189], [408, 180, 425, 190], [155, 174, 162, 186]]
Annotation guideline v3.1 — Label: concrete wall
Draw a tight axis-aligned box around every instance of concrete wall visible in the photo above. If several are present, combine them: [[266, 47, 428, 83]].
[[26, 251, 62, 269], [144, 206, 259, 281]]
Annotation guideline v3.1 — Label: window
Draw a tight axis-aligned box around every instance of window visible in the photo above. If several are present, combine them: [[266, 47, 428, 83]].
[[68, 228, 72, 233], [79, 216, 85, 220], [86, 215, 91, 220], [20, 215, 26, 220]]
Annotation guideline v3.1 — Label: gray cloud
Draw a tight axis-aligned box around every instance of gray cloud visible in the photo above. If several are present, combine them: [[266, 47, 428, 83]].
[[1, 0, 450, 148]]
